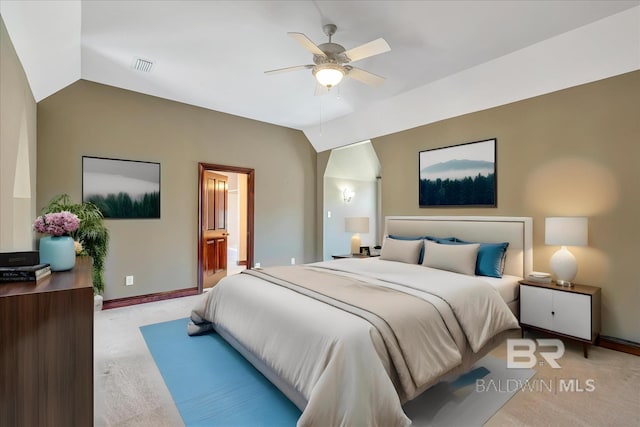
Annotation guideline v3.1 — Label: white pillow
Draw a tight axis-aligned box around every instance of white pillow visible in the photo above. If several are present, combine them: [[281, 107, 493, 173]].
[[422, 240, 480, 275], [380, 238, 423, 264]]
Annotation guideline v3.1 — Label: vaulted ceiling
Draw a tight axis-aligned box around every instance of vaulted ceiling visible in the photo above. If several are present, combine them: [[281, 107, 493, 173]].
[[2, 1, 638, 152]]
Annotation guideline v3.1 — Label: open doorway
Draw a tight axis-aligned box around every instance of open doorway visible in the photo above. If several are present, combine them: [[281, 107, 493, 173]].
[[323, 141, 381, 260], [198, 163, 254, 293]]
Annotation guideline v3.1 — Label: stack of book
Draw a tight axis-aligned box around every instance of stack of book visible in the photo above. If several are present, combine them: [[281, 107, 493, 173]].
[[526, 271, 552, 284], [0, 263, 51, 282]]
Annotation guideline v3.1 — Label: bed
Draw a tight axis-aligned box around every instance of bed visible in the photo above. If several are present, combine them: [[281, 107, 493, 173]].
[[189, 216, 532, 427]]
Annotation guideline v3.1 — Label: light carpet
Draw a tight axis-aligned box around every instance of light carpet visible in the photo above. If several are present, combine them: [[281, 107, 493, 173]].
[[141, 318, 535, 427], [404, 356, 535, 426]]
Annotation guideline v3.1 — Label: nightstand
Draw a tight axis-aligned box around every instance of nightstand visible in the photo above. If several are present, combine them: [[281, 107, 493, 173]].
[[519, 280, 601, 358], [331, 254, 378, 259]]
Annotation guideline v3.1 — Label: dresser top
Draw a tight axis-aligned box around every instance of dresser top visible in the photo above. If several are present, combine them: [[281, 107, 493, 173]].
[[0, 256, 93, 297]]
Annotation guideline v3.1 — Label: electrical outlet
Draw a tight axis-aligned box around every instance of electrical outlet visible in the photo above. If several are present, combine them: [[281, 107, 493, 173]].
[[125, 275, 134, 286], [327, 211, 332, 218], [291, 257, 295, 265]]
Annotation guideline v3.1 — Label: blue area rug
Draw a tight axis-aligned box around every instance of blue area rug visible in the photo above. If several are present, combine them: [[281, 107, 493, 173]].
[[141, 318, 535, 427], [140, 318, 300, 426]]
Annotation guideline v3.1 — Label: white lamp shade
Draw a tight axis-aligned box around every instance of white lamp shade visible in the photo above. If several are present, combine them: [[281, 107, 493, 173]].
[[545, 217, 588, 247], [345, 217, 369, 233]]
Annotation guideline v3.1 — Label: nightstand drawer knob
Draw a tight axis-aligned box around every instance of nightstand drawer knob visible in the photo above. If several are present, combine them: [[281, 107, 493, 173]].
[[551, 311, 555, 316]]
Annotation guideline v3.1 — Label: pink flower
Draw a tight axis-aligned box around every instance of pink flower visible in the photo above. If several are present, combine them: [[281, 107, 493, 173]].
[[33, 211, 80, 236]]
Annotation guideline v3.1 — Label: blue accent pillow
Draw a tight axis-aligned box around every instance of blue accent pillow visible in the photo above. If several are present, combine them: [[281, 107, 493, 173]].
[[388, 235, 456, 263], [426, 236, 457, 244], [438, 239, 509, 278]]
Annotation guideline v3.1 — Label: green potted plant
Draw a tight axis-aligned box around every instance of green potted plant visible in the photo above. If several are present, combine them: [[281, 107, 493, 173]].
[[40, 194, 110, 296]]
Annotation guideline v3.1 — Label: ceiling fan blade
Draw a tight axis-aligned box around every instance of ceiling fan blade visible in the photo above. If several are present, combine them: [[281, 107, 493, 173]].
[[343, 38, 391, 63], [288, 32, 326, 57], [346, 67, 385, 86], [264, 64, 314, 75]]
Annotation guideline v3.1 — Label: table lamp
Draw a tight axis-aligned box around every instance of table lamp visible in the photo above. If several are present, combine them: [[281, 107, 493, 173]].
[[545, 217, 588, 286], [345, 217, 369, 255]]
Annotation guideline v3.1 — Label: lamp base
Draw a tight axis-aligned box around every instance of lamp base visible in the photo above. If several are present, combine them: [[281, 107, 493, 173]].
[[555, 279, 574, 287], [351, 234, 361, 255], [549, 246, 578, 286]]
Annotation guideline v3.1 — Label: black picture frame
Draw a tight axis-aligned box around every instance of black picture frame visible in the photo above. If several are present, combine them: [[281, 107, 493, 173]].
[[360, 246, 371, 256], [82, 156, 161, 219], [419, 138, 497, 207]]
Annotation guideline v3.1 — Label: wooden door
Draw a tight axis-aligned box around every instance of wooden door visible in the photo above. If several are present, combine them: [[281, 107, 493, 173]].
[[202, 171, 228, 288]]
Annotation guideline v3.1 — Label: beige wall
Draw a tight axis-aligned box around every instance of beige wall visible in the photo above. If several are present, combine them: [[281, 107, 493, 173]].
[[37, 80, 317, 300], [0, 17, 37, 252], [372, 71, 640, 342]]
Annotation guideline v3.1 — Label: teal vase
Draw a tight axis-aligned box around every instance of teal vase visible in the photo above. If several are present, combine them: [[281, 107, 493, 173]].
[[39, 236, 76, 271]]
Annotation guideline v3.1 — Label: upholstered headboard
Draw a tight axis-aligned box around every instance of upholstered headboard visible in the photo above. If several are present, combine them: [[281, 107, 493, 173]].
[[384, 216, 533, 278]]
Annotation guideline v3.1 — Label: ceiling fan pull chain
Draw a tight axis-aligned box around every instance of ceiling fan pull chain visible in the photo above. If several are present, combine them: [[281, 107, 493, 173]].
[[319, 96, 323, 136]]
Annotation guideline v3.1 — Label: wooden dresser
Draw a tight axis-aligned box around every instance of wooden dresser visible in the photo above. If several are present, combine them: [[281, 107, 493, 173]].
[[0, 256, 94, 426]]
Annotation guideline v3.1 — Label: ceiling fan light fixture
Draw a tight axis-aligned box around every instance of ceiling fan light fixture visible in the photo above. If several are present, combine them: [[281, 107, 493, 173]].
[[313, 63, 345, 89]]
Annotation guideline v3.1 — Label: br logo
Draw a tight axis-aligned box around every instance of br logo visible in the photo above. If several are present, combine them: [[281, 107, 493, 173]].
[[507, 338, 565, 369]]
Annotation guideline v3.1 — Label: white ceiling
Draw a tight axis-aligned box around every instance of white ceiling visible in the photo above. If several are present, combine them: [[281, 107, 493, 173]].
[[2, 1, 639, 152]]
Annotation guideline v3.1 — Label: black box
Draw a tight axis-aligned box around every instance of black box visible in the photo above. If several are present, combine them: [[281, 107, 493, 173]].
[[0, 251, 40, 267]]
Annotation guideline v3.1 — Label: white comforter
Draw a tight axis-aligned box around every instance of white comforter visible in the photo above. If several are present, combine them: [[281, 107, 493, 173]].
[[190, 258, 519, 427]]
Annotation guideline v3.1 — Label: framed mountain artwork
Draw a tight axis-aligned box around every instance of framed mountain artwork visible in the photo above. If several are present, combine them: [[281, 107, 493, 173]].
[[419, 139, 496, 207]]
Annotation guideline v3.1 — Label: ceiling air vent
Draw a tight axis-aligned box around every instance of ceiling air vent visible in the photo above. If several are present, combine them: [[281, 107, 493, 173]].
[[132, 57, 154, 72]]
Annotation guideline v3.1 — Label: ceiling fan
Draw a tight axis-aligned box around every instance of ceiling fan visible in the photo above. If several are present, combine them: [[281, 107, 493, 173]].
[[264, 24, 391, 90]]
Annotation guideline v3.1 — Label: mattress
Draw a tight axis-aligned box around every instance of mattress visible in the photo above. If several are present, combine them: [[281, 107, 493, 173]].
[[483, 274, 521, 304]]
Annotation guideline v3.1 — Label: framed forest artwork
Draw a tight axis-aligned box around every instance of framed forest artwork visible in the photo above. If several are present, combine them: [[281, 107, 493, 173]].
[[82, 156, 161, 219], [419, 139, 496, 207]]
